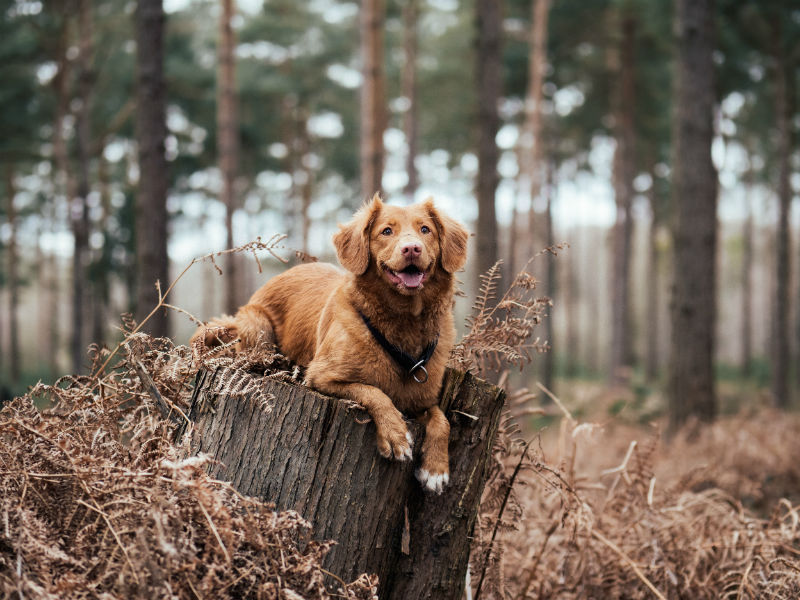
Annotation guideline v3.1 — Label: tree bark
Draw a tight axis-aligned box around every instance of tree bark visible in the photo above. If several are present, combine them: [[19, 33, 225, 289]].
[[645, 178, 661, 382], [181, 367, 505, 599], [740, 171, 753, 378], [360, 0, 386, 200], [609, 12, 636, 385], [69, 0, 93, 374], [770, 16, 792, 407], [5, 168, 20, 386], [402, 0, 419, 199], [520, 0, 551, 265], [218, 0, 240, 314], [541, 162, 556, 392], [667, 0, 717, 433], [475, 0, 503, 282], [134, 0, 170, 337]]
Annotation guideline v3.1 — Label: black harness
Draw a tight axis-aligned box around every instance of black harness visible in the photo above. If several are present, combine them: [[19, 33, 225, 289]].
[[358, 311, 439, 384]]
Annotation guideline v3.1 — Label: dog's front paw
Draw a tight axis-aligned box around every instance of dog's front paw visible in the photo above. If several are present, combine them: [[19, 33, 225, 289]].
[[375, 412, 413, 461], [415, 467, 449, 494]]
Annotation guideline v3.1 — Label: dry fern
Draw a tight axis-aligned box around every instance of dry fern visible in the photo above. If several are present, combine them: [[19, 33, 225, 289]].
[[450, 246, 566, 375], [0, 330, 376, 600], [468, 385, 800, 600]]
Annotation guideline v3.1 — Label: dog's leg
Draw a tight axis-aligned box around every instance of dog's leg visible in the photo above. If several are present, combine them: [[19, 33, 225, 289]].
[[310, 380, 413, 461], [415, 406, 450, 494]]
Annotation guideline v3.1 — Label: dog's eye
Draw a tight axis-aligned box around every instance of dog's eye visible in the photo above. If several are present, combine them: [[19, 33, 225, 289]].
[[421, 225, 431, 234], [381, 227, 392, 236]]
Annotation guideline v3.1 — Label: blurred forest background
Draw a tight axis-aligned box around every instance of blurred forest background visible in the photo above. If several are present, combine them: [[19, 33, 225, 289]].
[[0, 0, 799, 428]]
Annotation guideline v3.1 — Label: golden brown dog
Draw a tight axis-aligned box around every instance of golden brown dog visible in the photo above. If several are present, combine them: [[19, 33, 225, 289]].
[[191, 194, 468, 493]]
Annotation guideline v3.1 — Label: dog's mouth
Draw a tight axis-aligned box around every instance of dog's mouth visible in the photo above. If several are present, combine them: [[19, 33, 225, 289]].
[[384, 264, 427, 289]]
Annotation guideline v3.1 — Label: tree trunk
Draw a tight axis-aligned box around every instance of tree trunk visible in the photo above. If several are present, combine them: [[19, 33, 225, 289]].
[[360, 0, 386, 200], [218, 0, 240, 314], [667, 0, 717, 433], [541, 162, 556, 392], [475, 0, 502, 281], [741, 172, 753, 378], [402, 0, 419, 199], [134, 0, 170, 337], [520, 0, 551, 265], [71, 0, 93, 374], [645, 180, 661, 382], [5, 168, 20, 386], [295, 106, 313, 255], [770, 17, 792, 407], [564, 227, 579, 378], [181, 367, 505, 599], [609, 12, 635, 385], [92, 145, 112, 348]]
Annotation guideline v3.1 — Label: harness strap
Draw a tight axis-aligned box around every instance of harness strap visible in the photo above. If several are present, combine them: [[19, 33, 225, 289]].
[[358, 311, 439, 383]]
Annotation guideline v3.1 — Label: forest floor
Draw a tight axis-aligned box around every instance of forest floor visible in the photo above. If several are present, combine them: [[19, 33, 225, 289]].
[[472, 377, 800, 598], [1, 341, 799, 598]]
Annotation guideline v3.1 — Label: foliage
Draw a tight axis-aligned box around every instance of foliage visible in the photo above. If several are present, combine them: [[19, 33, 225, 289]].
[[450, 247, 566, 375], [0, 333, 377, 600]]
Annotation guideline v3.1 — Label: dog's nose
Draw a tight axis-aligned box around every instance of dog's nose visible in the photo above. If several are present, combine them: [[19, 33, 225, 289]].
[[401, 242, 422, 258]]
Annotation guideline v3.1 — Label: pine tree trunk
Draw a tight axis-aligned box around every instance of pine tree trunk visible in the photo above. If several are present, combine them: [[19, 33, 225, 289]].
[[360, 0, 386, 199], [564, 228, 579, 378], [134, 0, 170, 337], [542, 162, 556, 392], [402, 0, 419, 199], [645, 179, 661, 382], [218, 0, 240, 314], [92, 147, 112, 348], [521, 0, 550, 263], [770, 18, 792, 407], [70, 0, 93, 374], [5, 168, 20, 386], [609, 12, 635, 385], [741, 176, 753, 378], [181, 367, 505, 599], [667, 0, 717, 433], [475, 0, 502, 281]]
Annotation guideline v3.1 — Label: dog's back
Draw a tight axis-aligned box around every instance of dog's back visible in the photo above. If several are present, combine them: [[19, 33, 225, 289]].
[[244, 262, 343, 365]]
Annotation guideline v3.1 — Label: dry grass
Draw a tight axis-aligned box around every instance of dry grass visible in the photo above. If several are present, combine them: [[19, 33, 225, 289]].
[[469, 390, 800, 599]]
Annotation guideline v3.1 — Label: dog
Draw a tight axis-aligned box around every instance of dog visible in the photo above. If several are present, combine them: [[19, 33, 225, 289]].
[[191, 194, 468, 493]]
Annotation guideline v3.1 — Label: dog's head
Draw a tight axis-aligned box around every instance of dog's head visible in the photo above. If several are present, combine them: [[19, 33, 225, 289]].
[[333, 193, 468, 295]]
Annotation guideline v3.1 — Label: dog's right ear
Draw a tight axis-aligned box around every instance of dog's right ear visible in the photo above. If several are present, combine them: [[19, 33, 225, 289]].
[[333, 193, 383, 274]]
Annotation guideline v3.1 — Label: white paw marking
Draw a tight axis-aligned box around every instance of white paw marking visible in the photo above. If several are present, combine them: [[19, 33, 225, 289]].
[[415, 469, 449, 494]]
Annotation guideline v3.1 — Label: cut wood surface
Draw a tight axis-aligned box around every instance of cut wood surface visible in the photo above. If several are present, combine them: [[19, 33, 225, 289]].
[[182, 366, 505, 599]]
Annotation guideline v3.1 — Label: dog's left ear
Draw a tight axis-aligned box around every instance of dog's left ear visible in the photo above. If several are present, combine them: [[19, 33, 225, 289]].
[[424, 198, 469, 273], [333, 193, 383, 274]]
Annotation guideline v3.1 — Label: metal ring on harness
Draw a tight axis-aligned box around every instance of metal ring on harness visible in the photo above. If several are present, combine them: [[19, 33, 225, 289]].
[[410, 361, 429, 384]]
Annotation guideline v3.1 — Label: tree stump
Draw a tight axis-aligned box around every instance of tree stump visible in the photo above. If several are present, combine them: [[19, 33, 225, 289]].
[[181, 366, 505, 599]]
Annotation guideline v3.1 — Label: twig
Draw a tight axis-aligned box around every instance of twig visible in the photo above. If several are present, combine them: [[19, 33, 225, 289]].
[[535, 381, 574, 424], [196, 497, 231, 563], [91, 238, 287, 382], [591, 529, 667, 600], [130, 357, 185, 425], [474, 439, 532, 600]]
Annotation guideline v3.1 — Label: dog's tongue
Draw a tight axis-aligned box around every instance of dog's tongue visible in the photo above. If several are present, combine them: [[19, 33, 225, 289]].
[[397, 269, 424, 288]]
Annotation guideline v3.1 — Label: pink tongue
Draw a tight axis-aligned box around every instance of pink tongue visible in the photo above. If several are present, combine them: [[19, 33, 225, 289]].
[[397, 270, 424, 288]]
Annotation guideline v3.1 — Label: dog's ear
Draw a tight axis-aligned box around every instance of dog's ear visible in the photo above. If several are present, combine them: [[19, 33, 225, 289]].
[[424, 198, 469, 273], [333, 193, 383, 274]]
